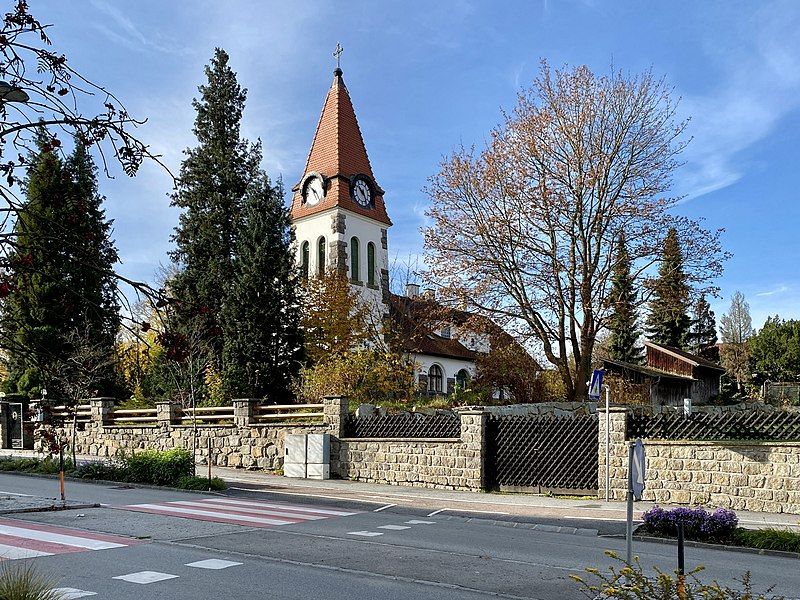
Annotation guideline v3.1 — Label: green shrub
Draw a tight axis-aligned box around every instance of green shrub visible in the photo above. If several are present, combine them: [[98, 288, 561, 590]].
[[731, 528, 800, 554], [0, 563, 60, 600], [0, 458, 40, 472], [573, 551, 785, 599], [176, 475, 227, 491], [0, 457, 70, 474], [72, 460, 127, 482], [122, 449, 193, 486]]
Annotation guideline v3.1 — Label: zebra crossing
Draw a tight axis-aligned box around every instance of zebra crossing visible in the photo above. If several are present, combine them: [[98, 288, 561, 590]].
[[114, 497, 358, 528], [0, 517, 142, 561]]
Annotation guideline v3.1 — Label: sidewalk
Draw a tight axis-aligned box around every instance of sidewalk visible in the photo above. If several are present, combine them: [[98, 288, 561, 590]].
[[211, 465, 800, 531], [4, 449, 798, 531]]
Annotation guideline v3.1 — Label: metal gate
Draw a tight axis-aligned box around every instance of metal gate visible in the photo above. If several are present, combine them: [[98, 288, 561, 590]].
[[485, 414, 599, 494]]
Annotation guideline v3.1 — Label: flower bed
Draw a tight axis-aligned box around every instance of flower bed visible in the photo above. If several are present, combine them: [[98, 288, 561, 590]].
[[642, 505, 738, 540], [637, 505, 800, 554]]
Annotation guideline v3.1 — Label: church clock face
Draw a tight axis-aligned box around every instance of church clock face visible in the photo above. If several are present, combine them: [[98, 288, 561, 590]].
[[352, 177, 372, 208], [302, 173, 325, 207]]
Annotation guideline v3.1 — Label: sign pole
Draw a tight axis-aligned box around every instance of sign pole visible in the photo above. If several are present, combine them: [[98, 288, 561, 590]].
[[677, 522, 686, 599], [625, 441, 634, 566], [604, 385, 610, 502]]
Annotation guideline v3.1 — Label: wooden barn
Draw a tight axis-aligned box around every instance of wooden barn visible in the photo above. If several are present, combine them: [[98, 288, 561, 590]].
[[603, 342, 725, 407]]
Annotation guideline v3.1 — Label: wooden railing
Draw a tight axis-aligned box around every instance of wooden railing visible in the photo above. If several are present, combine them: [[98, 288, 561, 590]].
[[108, 408, 158, 424], [180, 406, 234, 423], [49, 404, 91, 423], [253, 403, 324, 424]]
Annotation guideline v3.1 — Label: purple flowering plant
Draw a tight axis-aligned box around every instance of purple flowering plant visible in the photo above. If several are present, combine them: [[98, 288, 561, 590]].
[[642, 505, 738, 540]]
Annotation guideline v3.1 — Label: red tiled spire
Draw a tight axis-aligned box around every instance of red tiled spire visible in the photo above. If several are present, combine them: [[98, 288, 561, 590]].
[[290, 69, 391, 225]]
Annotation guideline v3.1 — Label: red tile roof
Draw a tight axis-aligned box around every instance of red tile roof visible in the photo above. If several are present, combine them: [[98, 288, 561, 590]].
[[290, 69, 391, 226]]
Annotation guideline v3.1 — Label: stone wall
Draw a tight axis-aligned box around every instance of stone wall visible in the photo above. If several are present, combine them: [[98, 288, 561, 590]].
[[40, 398, 490, 492], [603, 409, 800, 515], [334, 410, 485, 491], [63, 422, 326, 470]]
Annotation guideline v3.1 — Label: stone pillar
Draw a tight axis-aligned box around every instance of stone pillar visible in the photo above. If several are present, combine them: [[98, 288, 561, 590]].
[[156, 401, 180, 426], [0, 401, 9, 448], [598, 407, 629, 501], [89, 397, 116, 426], [457, 408, 487, 490], [323, 396, 348, 438], [233, 398, 258, 427]]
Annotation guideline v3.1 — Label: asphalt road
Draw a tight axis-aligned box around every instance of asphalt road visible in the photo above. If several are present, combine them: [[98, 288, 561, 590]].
[[1, 473, 797, 599]]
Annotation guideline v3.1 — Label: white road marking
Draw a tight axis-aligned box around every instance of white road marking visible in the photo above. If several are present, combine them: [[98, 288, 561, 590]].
[[377, 525, 411, 531], [228, 487, 389, 505], [0, 490, 36, 497], [347, 531, 384, 537], [406, 520, 435, 525], [126, 503, 295, 526], [51, 588, 97, 599], [373, 503, 396, 512], [112, 571, 179, 584], [202, 498, 355, 516], [0, 542, 52, 559], [172, 500, 327, 521], [427, 508, 447, 517], [0, 525, 126, 550], [185, 559, 242, 570]]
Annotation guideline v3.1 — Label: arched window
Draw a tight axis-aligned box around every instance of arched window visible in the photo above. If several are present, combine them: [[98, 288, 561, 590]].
[[367, 242, 376, 286], [301, 241, 309, 280], [317, 237, 326, 276], [350, 237, 360, 282], [456, 369, 470, 390], [428, 364, 444, 394]]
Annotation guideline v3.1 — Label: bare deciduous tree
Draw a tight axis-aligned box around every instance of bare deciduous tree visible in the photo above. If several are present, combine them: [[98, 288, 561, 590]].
[[424, 61, 727, 401]]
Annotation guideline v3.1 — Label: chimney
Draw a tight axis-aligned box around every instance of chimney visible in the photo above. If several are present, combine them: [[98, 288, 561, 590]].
[[406, 283, 420, 298]]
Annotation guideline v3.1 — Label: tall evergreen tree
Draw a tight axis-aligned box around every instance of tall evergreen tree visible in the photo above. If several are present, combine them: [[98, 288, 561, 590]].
[[646, 227, 691, 348], [688, 293, 718, 359], [169, 48, 261, 370], [221, 178, 303, 400], [607, 232, 643, 364], [2, 135, 120, 397]]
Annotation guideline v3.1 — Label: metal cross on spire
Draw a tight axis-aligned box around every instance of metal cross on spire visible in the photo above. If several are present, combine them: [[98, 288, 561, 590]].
[[333, 43, 344, 70]]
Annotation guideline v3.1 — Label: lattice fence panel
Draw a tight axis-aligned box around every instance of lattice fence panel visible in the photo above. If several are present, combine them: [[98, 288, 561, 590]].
[[626, 411, 800, 441], [343, 412, 461, 438], [486, 414, 598, 492]]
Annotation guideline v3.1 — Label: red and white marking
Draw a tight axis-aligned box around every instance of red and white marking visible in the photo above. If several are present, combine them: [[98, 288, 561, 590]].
[[115, 497, 357, 528], [0, 517, 141, 561]]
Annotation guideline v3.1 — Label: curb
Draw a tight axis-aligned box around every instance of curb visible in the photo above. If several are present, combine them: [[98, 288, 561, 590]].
[[0, 502, 99, 515], [0, 470, 228, 497], [602, 532, 800, 560], [440, 514, 598, 537]]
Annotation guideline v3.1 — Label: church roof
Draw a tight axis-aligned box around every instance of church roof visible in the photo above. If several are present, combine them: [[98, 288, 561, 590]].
[[290, 69, 391, 226]]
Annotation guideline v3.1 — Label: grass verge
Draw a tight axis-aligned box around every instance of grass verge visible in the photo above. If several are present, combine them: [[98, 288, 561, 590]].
[[636, 524, 800, 554]]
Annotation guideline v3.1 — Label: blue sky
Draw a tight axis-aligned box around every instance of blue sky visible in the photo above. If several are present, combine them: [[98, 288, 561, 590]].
[[34, 0, 800, 329]]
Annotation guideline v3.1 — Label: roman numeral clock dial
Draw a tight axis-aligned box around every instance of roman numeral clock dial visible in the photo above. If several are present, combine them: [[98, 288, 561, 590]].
[[352, 177, 372, 208]]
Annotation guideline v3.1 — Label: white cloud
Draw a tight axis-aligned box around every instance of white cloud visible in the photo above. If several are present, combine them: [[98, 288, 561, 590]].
[[677, 1, 800, 200]]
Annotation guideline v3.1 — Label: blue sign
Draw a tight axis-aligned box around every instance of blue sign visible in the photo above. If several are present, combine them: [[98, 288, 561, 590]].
[[588, 369, 604, 400], [632, 438, 646, 500]]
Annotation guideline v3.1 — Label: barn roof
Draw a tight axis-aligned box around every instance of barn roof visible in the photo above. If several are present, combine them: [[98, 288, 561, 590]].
[[644, 342, 726, 372]]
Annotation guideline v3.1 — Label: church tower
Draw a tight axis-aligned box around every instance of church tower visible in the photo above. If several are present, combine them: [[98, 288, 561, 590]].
[[290, 64, 391, 315]]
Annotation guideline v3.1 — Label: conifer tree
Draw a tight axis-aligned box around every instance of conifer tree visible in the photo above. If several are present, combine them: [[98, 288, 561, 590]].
[[646, 227, 691, 348], [689, 293, 718, 359], [607, 232, 643, 364], [2, 135, 120, 396], [169, 48, 261, 370], [221, 178, 303, 401]]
